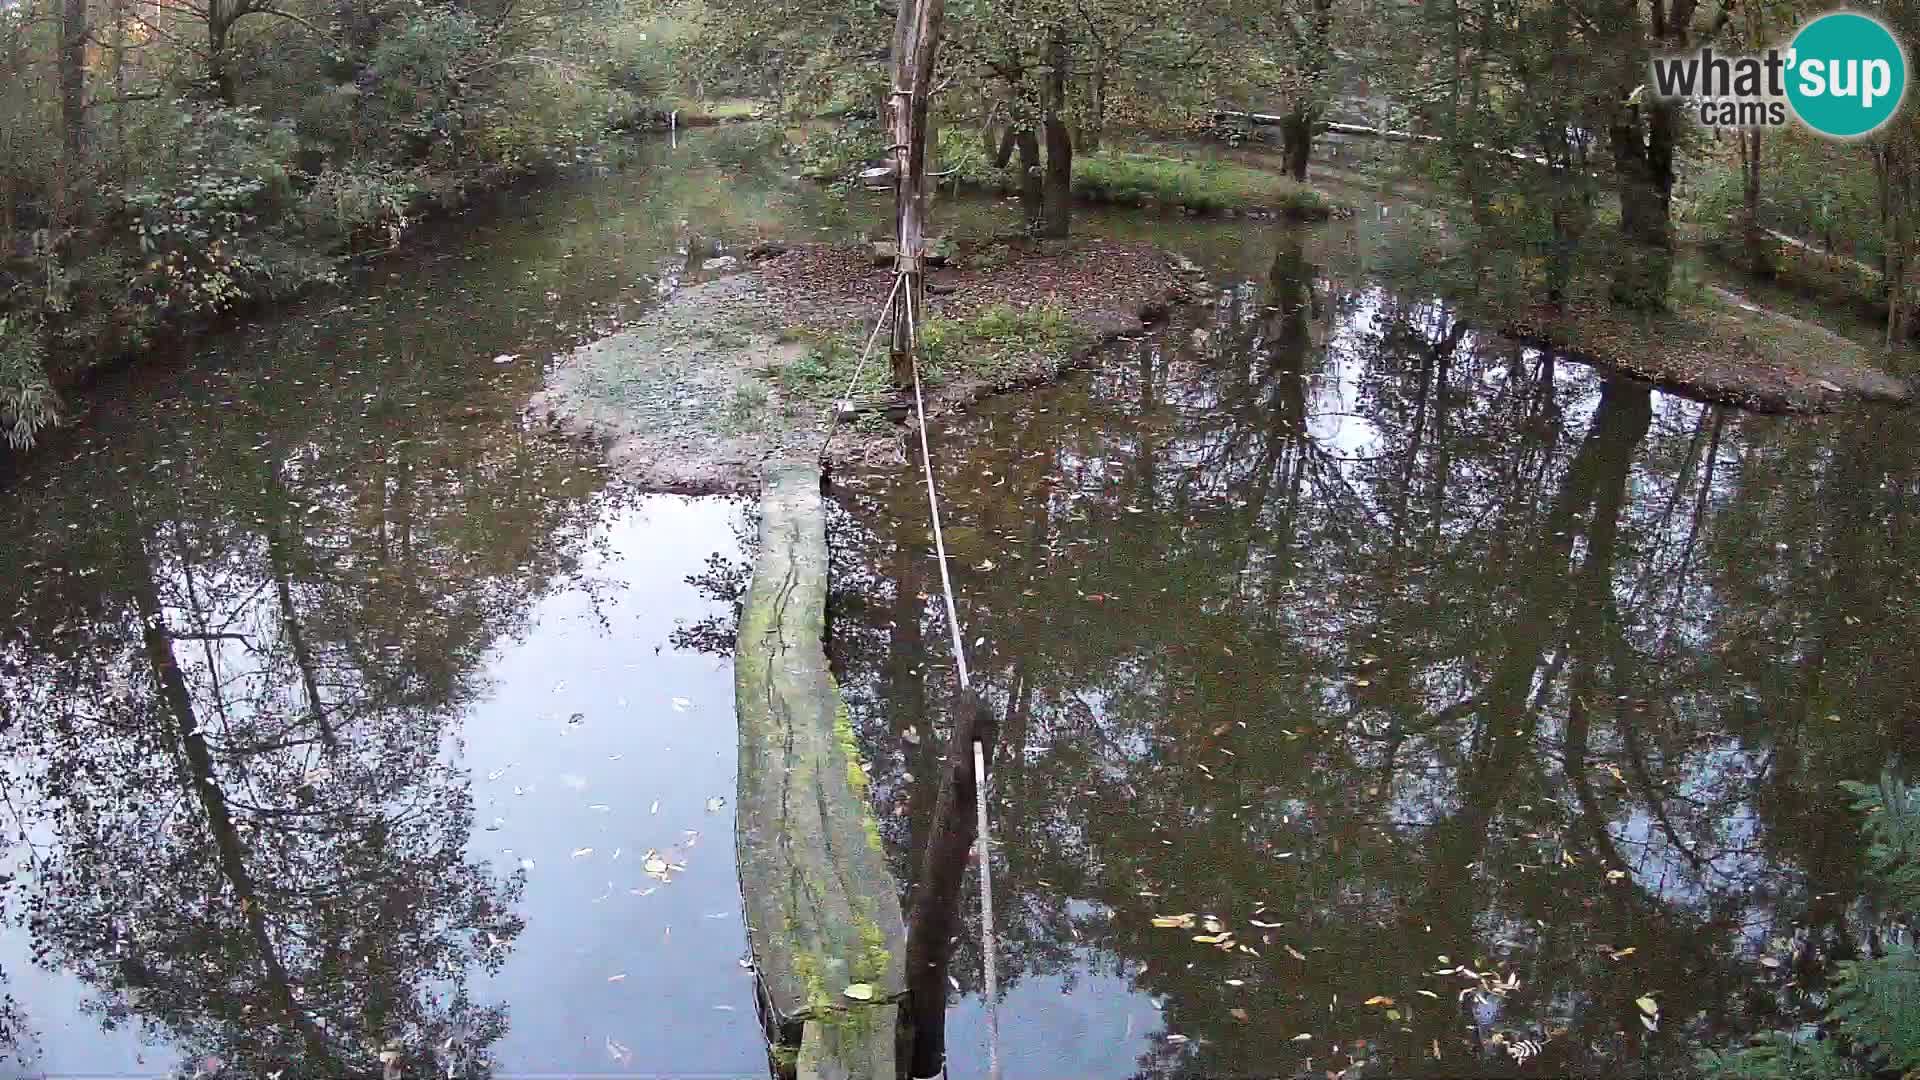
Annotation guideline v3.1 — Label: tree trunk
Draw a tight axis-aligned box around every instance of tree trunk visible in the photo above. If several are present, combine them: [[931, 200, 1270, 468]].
[[887, 0, 947, 386], [1040, 29, 1072, 239], [208, 10, 238, 105], [1608, 103, 1676, 309], [1014, 128, 1043, 226], [1281, 105, 1313, 182], [903, 690, 998, 1078], [56, 0, 87, 229], [1740, 128, 1768, 277], [1083, 45, 1107, 152]]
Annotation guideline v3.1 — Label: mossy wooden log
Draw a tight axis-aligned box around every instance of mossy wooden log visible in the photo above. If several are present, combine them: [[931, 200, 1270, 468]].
[[736, 463, 905, 1079]]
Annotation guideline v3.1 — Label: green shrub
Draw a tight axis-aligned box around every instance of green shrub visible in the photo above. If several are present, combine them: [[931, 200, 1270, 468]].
[[1701, 775, 1920, 1080], [0, 316, 55, 450], [920, 303, 1089, 381], [791, 121, 886, 181], [934, 126, 1012, 190]]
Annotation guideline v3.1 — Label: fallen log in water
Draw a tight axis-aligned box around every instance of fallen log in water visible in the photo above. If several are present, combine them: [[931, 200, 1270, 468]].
[[736, 463, 905, 1080]]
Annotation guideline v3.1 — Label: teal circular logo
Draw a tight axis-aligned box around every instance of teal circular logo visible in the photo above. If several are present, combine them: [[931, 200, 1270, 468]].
[[1787, 12, 1907, 138]]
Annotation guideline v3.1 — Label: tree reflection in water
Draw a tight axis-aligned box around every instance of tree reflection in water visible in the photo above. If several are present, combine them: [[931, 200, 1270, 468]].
[[0, 345, 629, 1076], [810, 228, 1920, 1078]]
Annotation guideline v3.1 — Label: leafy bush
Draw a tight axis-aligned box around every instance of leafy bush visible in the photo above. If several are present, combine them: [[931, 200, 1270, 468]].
[[919, 303, 1089, 381], [0, 316, 55, 449], [1701, 776, 1920, 1080], [301, 166, 418, 250], [791, 120, 886, 181], [934, 126, 1012, 189], [121, 104, 328, 317]]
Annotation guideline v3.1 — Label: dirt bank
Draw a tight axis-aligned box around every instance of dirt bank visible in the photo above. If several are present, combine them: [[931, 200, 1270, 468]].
[[526, 238, 1193, 491], [1499, 288, 1914, 414]]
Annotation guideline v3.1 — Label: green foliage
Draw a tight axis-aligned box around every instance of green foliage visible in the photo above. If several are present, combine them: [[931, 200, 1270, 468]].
[[0, 0, 680, 449], [122, 105, 324, 317], [919, 303, 1089, 381], [301, 166, 418, 249], [934, 126, 1012, 189], [791, 120, 886, 181], [0, 316, 56, 450], [1702, 776, 1920, 1080], [1070, 151, 1331, 217], [1843, 777, 1920, 908], [1699, 1028, 1864, 1080]]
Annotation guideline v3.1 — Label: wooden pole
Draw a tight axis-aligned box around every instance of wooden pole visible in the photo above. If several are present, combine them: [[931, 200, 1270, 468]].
[[887, 0, 946, 388]]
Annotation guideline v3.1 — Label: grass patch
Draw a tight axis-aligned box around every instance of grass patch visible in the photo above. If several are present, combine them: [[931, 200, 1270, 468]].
[[671, 97, 763, 122], [1071, 152, 1333, 219], [919, 304, 1094, 383], [769, 335, 889, 405], [721, 381, 769, 433]]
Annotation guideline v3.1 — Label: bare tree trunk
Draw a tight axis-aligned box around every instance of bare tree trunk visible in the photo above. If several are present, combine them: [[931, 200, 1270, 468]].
[[1040, 29, 1072, 239]]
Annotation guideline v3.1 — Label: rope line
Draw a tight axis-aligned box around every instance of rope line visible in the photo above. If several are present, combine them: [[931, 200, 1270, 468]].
[[904, 286, 998, 1080], [824, 265, 999, 1080], [903, 284, 972, 690]]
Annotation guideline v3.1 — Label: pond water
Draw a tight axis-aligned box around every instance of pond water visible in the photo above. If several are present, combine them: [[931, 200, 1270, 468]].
[[818, 228, 1920, 1077], [1, 124, 1913, 1079]]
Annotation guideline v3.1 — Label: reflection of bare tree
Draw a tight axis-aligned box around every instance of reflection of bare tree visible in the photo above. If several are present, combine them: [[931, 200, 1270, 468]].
[[0, 344, 628, 1074]]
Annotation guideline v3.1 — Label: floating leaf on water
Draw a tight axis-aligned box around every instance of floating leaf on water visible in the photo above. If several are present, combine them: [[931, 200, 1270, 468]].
[[672, 697, 692, 711], [1611, 947, 1637, 960], [1249, 919, 1283, 928], [1202, 917, 1224, 934], [1224, 979, 1245, 987], [561, 774, 588, 791], [843, 983, 875, 1001], [1635, 996, 1659, 1017], [650, 800, 660, 815], [519, 858, 534, 871], [607, 974, 626, 983], [1760, 956, 1782, 969], [589, 804, 611, 812], [1164, 1034, 1188, 1044], [1364, 996, 1394, 1006], [1416, 990, 1439, 999], [572, 847, 593, 858], [706, 796, 726, 812], [1285, 945, 1307, 961], [1151, 914, 1196, 929], [1386, 1009, 1402, 1021], [606, 1037, 633, 1065], [1192, 933, 1231, 944], [1292, 1033, 1312, 1042], [1639, 1013, 1658, 1032]]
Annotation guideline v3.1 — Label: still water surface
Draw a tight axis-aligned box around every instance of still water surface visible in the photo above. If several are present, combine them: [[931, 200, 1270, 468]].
[[1, 125, 1913, 1079]]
